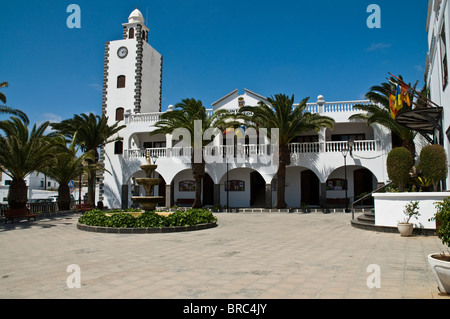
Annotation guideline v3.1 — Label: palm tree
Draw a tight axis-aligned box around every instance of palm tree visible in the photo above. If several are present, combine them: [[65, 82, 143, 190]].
[[42, 134, 95, 210], [238, 94, 335, 209], [349, 76, 418, 159], [50, 113, 125, 207], [0, 81, 29, 124], [0, 117, 55, 209], [150, 98, 230, 208]]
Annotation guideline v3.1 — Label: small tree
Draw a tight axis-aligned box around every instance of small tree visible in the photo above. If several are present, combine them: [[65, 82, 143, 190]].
[[420, 144, 448, 191], [386, 147, 413, 191]]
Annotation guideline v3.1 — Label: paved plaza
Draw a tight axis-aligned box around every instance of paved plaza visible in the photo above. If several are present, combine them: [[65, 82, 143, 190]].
[[0, 211, 448, 299]]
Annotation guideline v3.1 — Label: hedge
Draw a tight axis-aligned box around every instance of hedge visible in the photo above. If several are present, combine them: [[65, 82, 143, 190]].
[[78, 208, 217, 228]]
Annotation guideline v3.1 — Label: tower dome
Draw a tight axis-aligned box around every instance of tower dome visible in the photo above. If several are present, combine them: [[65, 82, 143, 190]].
[[128, 8, 145, 24]]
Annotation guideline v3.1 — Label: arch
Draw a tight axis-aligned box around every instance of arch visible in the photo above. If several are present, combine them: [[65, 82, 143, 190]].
[[129, 27, 134, 39], [117, 75, 126, 88], [115, 107, 124, 121], [326, 165, 378, 208], [218, 167, 265, 208]]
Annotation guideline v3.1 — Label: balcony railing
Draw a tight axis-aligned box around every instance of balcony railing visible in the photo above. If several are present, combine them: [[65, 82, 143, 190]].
[[126, 140, 379, 159], [125, 100, 372, 125]]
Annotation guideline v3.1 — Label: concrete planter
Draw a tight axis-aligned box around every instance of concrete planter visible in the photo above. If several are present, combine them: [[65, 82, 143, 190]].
[[428, 254, 450, 294], [397, 222, 414, 237], [373, 192, 450, 231]]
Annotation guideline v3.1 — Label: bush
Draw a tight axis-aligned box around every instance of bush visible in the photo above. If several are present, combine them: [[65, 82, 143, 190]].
[[420, 145, 448, 191], [386, 147, 413, 192], [78, 208, 217, 228], [434, 198, 450, 248]]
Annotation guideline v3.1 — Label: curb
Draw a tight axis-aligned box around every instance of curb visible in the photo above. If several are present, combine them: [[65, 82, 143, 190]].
[[77, 222, 218, 234]]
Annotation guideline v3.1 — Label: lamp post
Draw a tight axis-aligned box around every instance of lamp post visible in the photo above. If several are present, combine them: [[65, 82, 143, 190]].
[[341, 139, 354, 212], [78, 164, 83, 205]]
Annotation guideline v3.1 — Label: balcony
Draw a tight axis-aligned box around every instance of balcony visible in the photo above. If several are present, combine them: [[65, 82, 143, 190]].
[[126, 140, 380, 160], [124, 99, 372, 125]]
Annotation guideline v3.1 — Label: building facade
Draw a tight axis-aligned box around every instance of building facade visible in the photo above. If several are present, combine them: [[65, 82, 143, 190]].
[[426, 0, 450, 183], [100, 9, 393, 210]]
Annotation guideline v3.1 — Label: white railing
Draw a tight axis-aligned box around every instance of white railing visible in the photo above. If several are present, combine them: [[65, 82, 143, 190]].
[[124, 100, 373, 124], [126, 112, 162, 124], [325, 140, 378, 153], [289, 142, 320, 153], [126, 140, 378, 159]]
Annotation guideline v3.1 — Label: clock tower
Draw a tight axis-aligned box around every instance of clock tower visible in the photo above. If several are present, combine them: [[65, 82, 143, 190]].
[[102, 8, 163, 119], [98, 9, 163, 205]]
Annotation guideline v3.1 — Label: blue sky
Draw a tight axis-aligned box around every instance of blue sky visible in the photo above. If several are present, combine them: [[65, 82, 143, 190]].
[[1, 0, 429, 126]]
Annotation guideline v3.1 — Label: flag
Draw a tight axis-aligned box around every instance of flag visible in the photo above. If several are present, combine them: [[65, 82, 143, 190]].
[[389, 93, 398, 119], [394, 84, 404, 111], [400, 83, 411, 107]]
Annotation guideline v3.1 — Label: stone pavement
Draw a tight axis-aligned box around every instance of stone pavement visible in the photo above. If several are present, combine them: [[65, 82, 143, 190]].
[[0, 211, 448, 299]]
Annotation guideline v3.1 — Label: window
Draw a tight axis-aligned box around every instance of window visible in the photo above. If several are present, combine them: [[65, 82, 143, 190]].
[[440, 23, 448, 89], [114, 141, 123, 155], [116, 107, 124, 121], [129, 27, 134, 39], [117, 75, 126, 88]]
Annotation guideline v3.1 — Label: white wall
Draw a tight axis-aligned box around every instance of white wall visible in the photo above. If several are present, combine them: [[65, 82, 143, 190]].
[[373, 192, 450, 229]]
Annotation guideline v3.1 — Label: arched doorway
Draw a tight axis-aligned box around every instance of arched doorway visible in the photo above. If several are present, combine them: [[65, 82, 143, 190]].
[[353, 168, 376, 206], [301, 170, 320, 207]]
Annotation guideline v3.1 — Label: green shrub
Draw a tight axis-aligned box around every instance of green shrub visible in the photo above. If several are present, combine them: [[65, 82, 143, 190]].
[[78, 208, 217, 228], [386, 147, 413, 191], [420, 145, 448, 191], [434, 198, 450, 248]]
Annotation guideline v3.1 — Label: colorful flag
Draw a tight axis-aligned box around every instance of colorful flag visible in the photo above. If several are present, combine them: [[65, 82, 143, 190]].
[[400, 83, 411, 107], [394, 84, 404, 112], [389, 94, 398, 119]]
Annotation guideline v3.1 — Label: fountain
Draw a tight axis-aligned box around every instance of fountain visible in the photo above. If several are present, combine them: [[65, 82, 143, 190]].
[[132, 153, 165, 211]]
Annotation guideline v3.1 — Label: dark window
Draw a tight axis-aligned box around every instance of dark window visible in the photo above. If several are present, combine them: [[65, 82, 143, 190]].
[[116, 107, 124, 121], [129, 28, 134, 39], [114, 141, 123, 155], [440, 23, 448, 89], [117, 75, 126, 88]]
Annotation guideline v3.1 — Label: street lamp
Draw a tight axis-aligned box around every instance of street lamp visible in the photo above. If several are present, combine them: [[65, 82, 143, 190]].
[[78, 163, 83, 205], [341, 138, 354, 212]]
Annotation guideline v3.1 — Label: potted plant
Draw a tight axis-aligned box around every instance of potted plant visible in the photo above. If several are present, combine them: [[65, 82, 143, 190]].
[[428, 198, 450, 294], [397, 200, 420, 237]]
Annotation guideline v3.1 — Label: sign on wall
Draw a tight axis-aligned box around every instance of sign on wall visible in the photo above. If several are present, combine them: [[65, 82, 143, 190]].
[[179, 180, 195, 192], [225, 180, 245, 191]]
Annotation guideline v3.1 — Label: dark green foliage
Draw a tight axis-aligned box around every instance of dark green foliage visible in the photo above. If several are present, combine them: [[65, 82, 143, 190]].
[[434, 198, 450, 248], [420, 145, 448, 191], [78, 208, 217, 228], [386, 147, 413, 192]]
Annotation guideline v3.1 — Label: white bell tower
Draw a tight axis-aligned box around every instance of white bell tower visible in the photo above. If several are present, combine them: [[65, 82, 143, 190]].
[[102, 8, 163, 120]]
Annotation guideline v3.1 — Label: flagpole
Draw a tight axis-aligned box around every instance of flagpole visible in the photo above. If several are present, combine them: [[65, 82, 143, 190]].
[[387, 72, 440, 108]]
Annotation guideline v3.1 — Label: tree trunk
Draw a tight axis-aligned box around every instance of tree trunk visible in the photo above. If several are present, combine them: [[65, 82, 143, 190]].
[[86, 152, 98, 208], [8, 178, 28, 210], [58, 182, 71, 211], [274, 145, 290, 209], [192, 162, 205, 208], [191, 151, 205, 208]]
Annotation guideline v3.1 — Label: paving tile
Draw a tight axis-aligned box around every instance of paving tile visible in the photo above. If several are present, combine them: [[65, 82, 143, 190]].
[[0, 212, 448, 299]]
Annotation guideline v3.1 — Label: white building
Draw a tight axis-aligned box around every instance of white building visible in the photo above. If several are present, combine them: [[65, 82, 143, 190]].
[[426, 0, 450, 182], [0, 171, 59, 204], [99, 9, 393, 210]]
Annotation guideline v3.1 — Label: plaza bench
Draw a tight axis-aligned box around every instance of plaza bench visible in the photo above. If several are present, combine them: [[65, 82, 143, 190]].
[[176, 198, 195, 207], [4, 208, 38, 224], [75, 204, 93, 213]]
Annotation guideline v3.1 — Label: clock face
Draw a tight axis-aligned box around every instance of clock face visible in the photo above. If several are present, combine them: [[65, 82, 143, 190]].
[[117, 46, 128, 59]]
